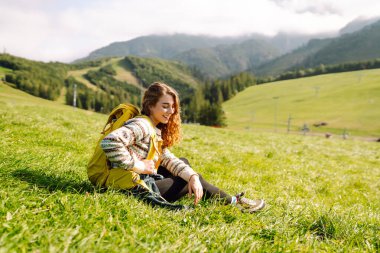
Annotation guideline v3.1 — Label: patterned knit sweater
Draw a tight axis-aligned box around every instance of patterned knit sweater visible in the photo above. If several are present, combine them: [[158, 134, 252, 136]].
[[100, 117, 197, 182]]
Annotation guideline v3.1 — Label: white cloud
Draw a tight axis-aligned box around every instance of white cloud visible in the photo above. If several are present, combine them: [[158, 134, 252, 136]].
[[0, 0, 379, 62], [269, 0, 380, 17], [0, 5, 50, 56]]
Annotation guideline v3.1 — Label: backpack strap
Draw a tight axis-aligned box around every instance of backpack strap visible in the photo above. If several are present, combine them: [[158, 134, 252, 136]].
[[101, 104, 140, 134]]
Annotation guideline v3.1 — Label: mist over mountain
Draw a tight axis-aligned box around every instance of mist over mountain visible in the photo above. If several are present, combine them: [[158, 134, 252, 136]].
[[268, 32, 332, 54], [76, 34, 248, 62], [339, 16, 380, 34]]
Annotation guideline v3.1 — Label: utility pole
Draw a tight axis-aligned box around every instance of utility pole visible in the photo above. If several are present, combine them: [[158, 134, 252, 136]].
[[251, 111, 255, 130], [273, 96, 279, 132], [73, 83, 77, 107], [314, 86, 320, 97], [342, 128, 349, 139], [287, 114, 292, 133]]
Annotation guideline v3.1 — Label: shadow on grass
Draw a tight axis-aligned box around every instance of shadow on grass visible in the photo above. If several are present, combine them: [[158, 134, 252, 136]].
[[11, 168, 95, 194]]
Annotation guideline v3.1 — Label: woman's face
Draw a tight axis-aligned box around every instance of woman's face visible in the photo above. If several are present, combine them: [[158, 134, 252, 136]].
[[149, 93, 175, 126]]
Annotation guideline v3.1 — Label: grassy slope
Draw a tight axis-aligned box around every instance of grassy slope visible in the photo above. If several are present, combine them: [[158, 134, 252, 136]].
[[0, 66, 12, 79], [66, 57, 142, 89], [111, 58, 141, 88], [0, 82, 379, 252], [67, 67, 100, 91], [224, 69, 380, 137], [0, 66, 14, 89]]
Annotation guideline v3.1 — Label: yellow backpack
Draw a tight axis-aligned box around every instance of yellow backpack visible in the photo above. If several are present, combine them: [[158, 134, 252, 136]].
[[87, 103, 157, 190]]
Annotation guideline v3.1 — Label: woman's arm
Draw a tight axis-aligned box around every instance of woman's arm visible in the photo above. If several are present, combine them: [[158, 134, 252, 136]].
[[100, 118, 150, 170], [160, 148, 198, 181]]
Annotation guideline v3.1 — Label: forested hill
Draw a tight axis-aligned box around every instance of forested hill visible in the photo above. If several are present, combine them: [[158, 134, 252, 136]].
[[253, 20, 380, 78], [0, 54, 69, 101], [0, 54, 202, 112], [0, 53, 256, 126]]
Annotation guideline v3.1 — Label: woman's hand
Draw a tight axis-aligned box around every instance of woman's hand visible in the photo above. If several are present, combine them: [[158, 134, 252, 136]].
[[133, 159, 156, 174], [188, 174, 203, 205]]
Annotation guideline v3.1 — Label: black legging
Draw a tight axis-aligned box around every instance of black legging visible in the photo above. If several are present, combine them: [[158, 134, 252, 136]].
[[155, 158, 232, 203]]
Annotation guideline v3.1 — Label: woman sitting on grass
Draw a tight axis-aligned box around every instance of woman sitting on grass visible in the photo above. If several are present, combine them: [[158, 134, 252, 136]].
[[100, 82, 265, 213]]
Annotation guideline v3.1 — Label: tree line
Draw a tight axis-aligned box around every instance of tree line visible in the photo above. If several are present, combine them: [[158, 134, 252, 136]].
[[184, 72, 256, 126], [0, 54, 142, 114], [258, 58, 380, 84]]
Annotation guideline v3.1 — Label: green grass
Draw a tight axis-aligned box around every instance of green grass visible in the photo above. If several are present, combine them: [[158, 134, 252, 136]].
[[0, 66, 12, 78], [1, 82, 379, 252], [224, 69, 380, 137]]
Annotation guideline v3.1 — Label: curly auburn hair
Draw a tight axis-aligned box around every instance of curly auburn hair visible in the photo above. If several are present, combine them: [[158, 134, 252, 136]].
[[141, 82, 182, 148]]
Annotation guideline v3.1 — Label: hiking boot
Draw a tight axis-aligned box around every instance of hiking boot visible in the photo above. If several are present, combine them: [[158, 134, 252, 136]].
[[235, 192, 265, 213]]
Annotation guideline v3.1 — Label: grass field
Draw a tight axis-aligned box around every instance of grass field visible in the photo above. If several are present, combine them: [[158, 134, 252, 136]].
[[224, 69, 380, 137], [0, 66, 11, 78], [0, 82, 379, 252]]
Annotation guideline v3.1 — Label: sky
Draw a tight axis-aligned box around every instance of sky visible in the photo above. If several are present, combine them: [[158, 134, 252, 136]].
[[1, 0, 379, 63]]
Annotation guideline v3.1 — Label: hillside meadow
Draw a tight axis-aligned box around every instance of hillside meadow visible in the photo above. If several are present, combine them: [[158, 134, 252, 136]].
[[0, 82, 379, 252], [224, 69, 380, 138], [0, 66, 11, 76]]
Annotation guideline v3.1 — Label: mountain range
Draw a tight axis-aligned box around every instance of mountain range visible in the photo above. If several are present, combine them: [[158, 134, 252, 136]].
[[77, 33, 327, 78], [77, 17, 380, 79]]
